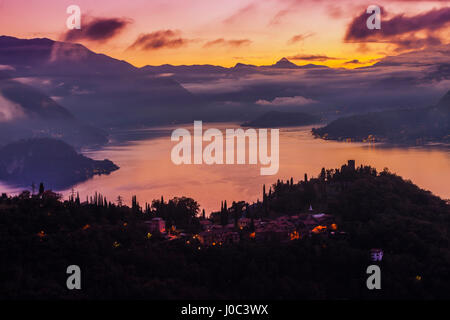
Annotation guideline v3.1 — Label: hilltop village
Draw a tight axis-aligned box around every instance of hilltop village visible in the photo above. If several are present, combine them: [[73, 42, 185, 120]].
[[144, 163, 359, 247], [1, 160, 449, 299], [147, 208, 342, 247]]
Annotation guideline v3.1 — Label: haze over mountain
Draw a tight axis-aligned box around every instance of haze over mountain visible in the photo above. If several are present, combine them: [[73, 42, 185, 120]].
[[242, 111, 321, 128], [1, 35, 449, 131], [0, 36, 204, 128], [0, 75, 107, 148], [140, 47, 449, 119]]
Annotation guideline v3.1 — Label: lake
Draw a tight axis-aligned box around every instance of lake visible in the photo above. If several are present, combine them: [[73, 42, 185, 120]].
[[2, 123, 449, 213]]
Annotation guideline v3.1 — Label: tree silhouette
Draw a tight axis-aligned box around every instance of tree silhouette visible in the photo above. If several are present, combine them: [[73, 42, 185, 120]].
[[38, 183, 44, 195]]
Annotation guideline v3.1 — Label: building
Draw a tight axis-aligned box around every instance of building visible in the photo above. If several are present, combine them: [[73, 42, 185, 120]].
[[238, 218, 251, 229], [199, 219, 213, 231], [198, 228, 240, 246], [146, 217, 166, 234], [370, 249, 383, 262]]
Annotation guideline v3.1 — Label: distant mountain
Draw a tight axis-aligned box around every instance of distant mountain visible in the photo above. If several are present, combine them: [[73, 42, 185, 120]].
[[242, 111, 321, 128], [0, 36, 135, 76], [0, 36, 203, 127], [142, 57, 327, 74], [437, 90, 450, 111], [312, 90, 450, 144], [232, 62, 257, 69], [1, 78, 73, 119], [0, 78, 108, 148], [1, 36, 448, 130], [269, 57, 299, 69], [0, 138, 119, 190], [141, 64, 228, 75]]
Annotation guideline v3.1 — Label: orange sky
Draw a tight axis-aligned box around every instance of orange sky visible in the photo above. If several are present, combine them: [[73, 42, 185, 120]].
[[0, 0, 448, 68]]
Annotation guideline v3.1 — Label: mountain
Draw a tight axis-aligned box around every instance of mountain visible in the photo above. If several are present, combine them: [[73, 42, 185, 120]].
[[437, 90, 450, 111], [0, 36, 136, 76], [312, 90, 450, 144], [242, 111, 321, 128], [0, 77, 108, 148], [268, 57, 299, 69], [0, 138, 119, 189], [0, 36, 203, 127], [141, 64, 228, 75], [1, 36, 448, 129]]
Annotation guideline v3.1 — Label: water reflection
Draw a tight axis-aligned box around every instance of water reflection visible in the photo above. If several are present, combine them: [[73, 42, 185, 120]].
[[2, 123, 449, 213]]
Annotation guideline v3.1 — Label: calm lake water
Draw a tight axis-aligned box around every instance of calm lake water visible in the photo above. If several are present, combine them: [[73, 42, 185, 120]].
[[2, 123, 449, 213]]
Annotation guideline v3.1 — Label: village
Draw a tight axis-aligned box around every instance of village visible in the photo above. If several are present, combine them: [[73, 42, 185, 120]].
[[145, 206, 346, 247]]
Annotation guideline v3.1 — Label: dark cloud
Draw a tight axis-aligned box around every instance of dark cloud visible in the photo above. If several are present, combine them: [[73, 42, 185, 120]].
[[287, 33, 314, 44], [394, 35, 442, 51], [345, 7, 450, 46], [344, 59, 361, 64], [343, 58, 380, 65], [204, 38, 252, 48], [128, 30, 188, 51], [64, 17, 131, 42], [287, 54, 341, 61]]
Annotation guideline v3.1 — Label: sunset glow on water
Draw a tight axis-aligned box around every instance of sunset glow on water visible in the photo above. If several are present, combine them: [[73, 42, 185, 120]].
[[45, 124, 450, 213]]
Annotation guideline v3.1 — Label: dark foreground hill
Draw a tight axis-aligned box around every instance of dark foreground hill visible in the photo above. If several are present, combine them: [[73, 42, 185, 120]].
[[242, 111, 320, 128], [0, 138, 118, 189], [0, 162, 448, 299], [312, 90, 450, 144]]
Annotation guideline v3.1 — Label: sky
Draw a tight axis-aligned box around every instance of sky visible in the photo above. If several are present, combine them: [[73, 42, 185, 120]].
[[0, 0, 449, 68]]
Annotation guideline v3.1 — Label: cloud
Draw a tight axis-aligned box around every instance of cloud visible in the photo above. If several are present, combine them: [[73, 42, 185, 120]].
[[223, 3, 257, 24], [0, 65, 15, 71], [342, 58, 380, 65], [269, 9, 290, 26], [326, 4, 344, 19], [287, 54, 341, 61], [344, 59, 361, 64], [256, 96, 317, 106], [344, 7, 450, 51], [375, 43, 450, 67], [128, 30, 189, 51], [64, 17, 131, 42], [0, 94, 25, 122], [203, 38, 252, 48], [287, 33, 314, 45]]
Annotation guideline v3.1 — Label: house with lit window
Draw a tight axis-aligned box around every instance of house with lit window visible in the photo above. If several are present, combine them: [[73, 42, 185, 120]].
[[370, 248, 383, 262], [145, 217, 166, 234]]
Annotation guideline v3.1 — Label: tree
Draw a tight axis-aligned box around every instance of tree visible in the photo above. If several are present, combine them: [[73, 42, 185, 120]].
[[320, 168, 326, 181], [231, 201, 246, 228], [117, 195, 123, 207], [39, 183, 45, 195], [132, 195, 140, 212]]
